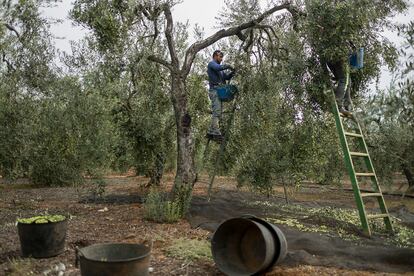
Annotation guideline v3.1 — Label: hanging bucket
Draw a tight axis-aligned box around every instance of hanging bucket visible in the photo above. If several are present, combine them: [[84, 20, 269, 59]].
[[216, 84, 238, 102], [349, 47, 364, 69], [77, 243, 151, 276], [211, 216, 287, 275], [17, 216, 68, 258]]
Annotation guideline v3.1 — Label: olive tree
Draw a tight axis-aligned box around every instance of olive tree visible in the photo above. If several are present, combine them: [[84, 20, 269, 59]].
[[209, 0, 408, 196], [0, 0, 57, 179], [362, 21, 414, 192], [71, 0, 301, 212], [0, 0, 115, 185]]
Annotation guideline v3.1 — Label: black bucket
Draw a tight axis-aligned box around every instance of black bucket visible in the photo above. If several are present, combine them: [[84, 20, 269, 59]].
[[17, 217, 68, 258], [77, 243, 151, 276], [211, 216, 287, 275]]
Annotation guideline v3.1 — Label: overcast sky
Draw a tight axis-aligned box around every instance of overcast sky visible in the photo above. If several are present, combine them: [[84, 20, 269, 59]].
[[45, 0, 228, 53], [43, 0, 414, 89]]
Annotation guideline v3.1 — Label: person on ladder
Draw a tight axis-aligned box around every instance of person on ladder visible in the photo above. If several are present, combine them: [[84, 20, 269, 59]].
[[327, 59, 352, 116], [325, 41, 363, 116], [206, 50, 235, 140]]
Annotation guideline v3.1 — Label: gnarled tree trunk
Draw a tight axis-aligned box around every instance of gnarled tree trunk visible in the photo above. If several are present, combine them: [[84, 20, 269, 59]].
[[146, 3, 298, 215], [402, 164, 414, 188], [170, 75, 196, 209]]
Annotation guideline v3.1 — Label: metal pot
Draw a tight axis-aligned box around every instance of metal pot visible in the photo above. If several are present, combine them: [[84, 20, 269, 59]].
[[211, 216, 287, 275], [77, 243, 151, 276]]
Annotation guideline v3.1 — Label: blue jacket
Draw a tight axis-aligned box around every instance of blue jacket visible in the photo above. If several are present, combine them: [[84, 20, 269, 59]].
[[207, 60, 234, 89]]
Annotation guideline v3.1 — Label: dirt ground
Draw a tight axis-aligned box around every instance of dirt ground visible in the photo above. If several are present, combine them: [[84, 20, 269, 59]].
[[0, 174, 413, 275]]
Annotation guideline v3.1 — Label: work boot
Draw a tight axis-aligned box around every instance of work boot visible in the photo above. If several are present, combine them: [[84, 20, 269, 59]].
[[206, 133, 224, 143], [207, 117, 222, 136], [339, 106, 352, 116]]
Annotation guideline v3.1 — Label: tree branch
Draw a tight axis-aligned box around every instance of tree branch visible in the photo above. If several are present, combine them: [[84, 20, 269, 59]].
[[137, 4, 161, 47], [151, 19, 159, 47], [244, 29, 255, 53], [254, 24, 279, 42], [128, 65, 140, 101], [2, 52, 15, 72], [163, 5, 179, 68], [4, 23, 20, 38], [236, 30, 247, 41], [182, 2, 293, 76], [147, 55, 172, 70]]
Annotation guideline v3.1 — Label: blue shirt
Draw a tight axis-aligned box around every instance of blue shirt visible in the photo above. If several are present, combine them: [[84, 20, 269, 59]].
[[207, 60, 233, 89]]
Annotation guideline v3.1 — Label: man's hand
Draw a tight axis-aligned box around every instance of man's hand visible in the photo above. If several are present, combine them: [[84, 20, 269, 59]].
[[223, 64, 235, 71]]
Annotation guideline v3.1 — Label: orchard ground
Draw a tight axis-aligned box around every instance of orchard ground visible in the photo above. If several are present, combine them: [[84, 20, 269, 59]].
[[1, 173, 413, 275]]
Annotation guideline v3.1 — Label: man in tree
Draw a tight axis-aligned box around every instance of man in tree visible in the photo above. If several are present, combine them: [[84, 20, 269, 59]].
[[305, 1, 369, 116], [327, 58, 352, 115], [206, 50, 235, 139]]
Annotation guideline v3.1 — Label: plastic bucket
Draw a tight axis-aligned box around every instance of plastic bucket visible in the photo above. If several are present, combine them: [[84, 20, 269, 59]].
[[211, 216, 287, 275], [78, 243, 151, 276], [17, 218, 68, 258], [349, 47, 364, 69], [216, 84, 238, 102]]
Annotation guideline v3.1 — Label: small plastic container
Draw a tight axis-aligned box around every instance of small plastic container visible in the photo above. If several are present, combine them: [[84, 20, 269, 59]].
[[350, 47, 364, 69]]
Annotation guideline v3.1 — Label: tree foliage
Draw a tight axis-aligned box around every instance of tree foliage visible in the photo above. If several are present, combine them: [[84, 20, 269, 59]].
[[0, 0, 411, 200], [208, 0, 408, 194], [0, 1, 115, 185], [362, 21, 414, 189]]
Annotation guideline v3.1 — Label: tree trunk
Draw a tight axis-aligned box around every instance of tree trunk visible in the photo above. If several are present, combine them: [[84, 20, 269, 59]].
[[170, 75, 196, 214], [147, 152, 165, 187], [282, 177, 289, 204], [400, 150, 413, 197], [402, 164, 414, 188]]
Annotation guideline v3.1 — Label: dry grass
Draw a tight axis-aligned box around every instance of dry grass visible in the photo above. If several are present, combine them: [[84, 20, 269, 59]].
[[165, 238, 212, 262], [5, 258, 35, 276]]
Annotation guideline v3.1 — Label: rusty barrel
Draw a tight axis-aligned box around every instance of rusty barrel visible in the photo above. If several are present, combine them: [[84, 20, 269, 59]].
[[211, 216, 287, 275], [78, 243, 151, 276]]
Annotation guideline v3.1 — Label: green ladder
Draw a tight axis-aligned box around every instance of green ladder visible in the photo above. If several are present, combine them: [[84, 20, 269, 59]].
[[198, 91, 239, 201], [331, 90, 394, 237]]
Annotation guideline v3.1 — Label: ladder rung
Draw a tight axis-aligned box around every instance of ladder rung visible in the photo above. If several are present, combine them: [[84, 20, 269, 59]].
[[367, 214, 389, 220], [345, 132, 363, 138], [355, 172, 375, 177], [360, 192, 382, 197], [350, 152, 369, 157]]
